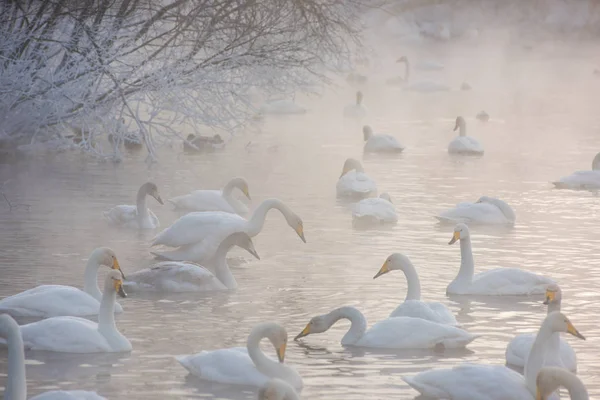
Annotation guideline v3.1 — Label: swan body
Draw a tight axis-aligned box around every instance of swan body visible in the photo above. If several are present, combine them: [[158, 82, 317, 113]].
[[553, 153, 600, 190], [374, 253, 457, 325], [260, 100, 307, 115], [0, 248, 124, 317], [103, 182, 163, 229], [294, 306, 477, 349], [1, 271, 131, 353], [389, 57, 450, 92], [168, 177, 251, 214], [536, 367, 589, 400], [362, 125, 404, 153], [352, 193, 397, 226], [402, 312, 585, 400], [506, 284, 577, 371], [448, 116, 484, 155], [447, 223, 555, 295], [125, 232, 259, 292], [0, 314, 107, 400], [476, 111, 490, 122], [183, 134, 225, 153], [435, 196, 516, 225], [259, 378, 300, 400], [343, 91, 367, 118], [177, 322, 303, 390], [151, 199, 305, 262], [336, 158, 377, 199]]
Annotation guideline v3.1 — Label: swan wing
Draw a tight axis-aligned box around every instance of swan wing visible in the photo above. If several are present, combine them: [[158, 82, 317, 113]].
[[0, 285, 101, 317], [469, 268, 555, 295], [169, 190, 237, 213], [31, 391, 107, 400], [336, 172, 377, 197], [390, 300, 457, 325], [448, 136, 484, 154], [436, 202, 507, 225], [20, 317, 112, 353], [553, 170, 600, 190], [352, 198, 397, 223], [402, 364, 531, 399], [357, 317, 477, 349], [364, 135, 404, 152], [152, 212, 246, 247], [505, 333, 577, 372], [103, 205, 137, 226], [124, 262, 226, 292]]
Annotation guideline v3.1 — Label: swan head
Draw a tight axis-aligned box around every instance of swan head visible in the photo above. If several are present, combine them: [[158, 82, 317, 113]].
[[90, 247, 125, 279], [294, 314, 330, 340], [454, 116, 466, 133], [592, 152, 600, 171], [282, 212, 305, 243], [545, 311, 585, 340], [228, 232, 260, 260], [106, 269, 127, 298], [543, 284, 561, 305], [263, 323, 288, 363], [141, 182, 163, 205], [258, 378, 297, 400], [448, 223, 470, 244], [362, 125, 373, 141], [0, 314, 19, 339], [374, 253, 410, 279], [339, 158, 364, 178], [230, 177, 251, 200], [396, 56, 408, 64], [356, 91, 363, 105], [379, 193, 392, 203]]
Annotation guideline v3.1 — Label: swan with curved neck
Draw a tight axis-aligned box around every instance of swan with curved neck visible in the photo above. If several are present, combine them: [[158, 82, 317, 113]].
[[447, 223, 554, 295], [168, 177, 251, 214], [448, 116, 484, 155], [389, 56, 450, 92], [537, 367, 588, 400], [402, 311, 586, 399], [506, 284, 577, 371], [552, 152, 600, 191], [177, 322, 303, 389], [435, 195, 516, 225], [0, 247, 124, 317], [362, 125, 405, 153], [336, 158, 377, 199], [125, 232, 259, 292], [352, 193, 398, 227], [103, 181, 164, 229], [0, 314, 108, 400], [294, 305, 477, 349], [151, 198, 305, 263], [374, 254, 457, 325], [8, 270, 131, 353], [259, 378, 300, 400]]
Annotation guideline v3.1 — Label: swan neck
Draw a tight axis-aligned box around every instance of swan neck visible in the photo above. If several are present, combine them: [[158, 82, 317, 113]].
[[6, 322, 26, 400], [459, 121, 466, 137], [404, 59, 410, 82], [247, 326, 279, 374], [560, 373, 590, 400], [524, 321, 554, 394], [329, 307, 367, 345], [98, 281, 117, 336], [136, 185, 149, 221], [222, 180, 236, 197], [402, 262, 421, 301], [456, 237, 475, 283], [83, 255, 102, 301], [247, 199, 286, 236], [547, 301, 560, 314], [214, 244, 237, 289]]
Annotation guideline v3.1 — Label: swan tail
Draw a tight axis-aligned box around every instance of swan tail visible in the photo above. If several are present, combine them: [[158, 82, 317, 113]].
[[401, 375, 446, 398]]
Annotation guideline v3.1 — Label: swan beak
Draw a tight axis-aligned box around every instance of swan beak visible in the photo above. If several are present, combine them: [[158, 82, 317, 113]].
[[543, 289, 556, 305], [448, 231, 460, 245], [373, 261, 389, 279], [566, 321, 586, 340], [243, 187, 251, 200], [294, 324, 311, 341], [114, 279, 127, 298], [276, 343, 286, 363], [296, 225, 306, 243], [247, 243, 260, 260], [154, 193, 164, 205], [113, 258, 126, 280], [453, 121, 459, 131], [535, 388, 543, 400]]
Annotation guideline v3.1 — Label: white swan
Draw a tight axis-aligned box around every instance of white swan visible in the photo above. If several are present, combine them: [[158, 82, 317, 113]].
[[0, 247, 124, 317], [103, 181, 163, 229], [151, 199, 305, 263], [2, 271, 131, 353], [388, 56, 451, 92], [448, 116, 484, 155], [259, 99, 307, 115], [258, 378, 300, 400], [362, 126, 405, 154], [0, 314, 107, 400], [352, 193, 397, 226], [447, 223, 555, 295], [336, 158, 377, 199], [168, 177, 251, 215], [506, 284, 577, 371], [373, 253, 457, 325], [177, 322, 302, 390], [552, 152, 600, 191], [125, 232, 259, 292], [435, 195, 516, 225], [537, 367, 588, 400], [294, 306, 477, 349], [343, 91, 367, 119], [402, 311, 585, 400]]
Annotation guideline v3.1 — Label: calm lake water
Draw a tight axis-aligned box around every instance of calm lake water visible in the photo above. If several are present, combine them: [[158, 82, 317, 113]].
[[1, 38, 599, 399]]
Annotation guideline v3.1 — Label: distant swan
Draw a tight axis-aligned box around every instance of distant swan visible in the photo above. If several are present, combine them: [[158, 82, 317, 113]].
[[552, 152, 600, 191], [352, 193, 397, 226], [336, 158, 377, 199], [103, 182, 163, 229], [343, 91, 367, 119], [362, 125, 404, 153], [448, 116, 484, 155], [435, 196, 515, 225], [168, 177, 251, 214], [388, 56, 451, 92]]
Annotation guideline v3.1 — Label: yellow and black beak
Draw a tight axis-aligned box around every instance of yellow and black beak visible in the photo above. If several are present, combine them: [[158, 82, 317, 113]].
[[114, 279, 127, 298], [112, 257, 126, 280], [296, 225, 306, 243], [566, 321, 586, 340], [373, 261, 389, 279], [276, 342, 286, 363], [448, 231, 460, 245], [535, 387, 543, 400], [294, 324, 311, 341], [543, 289, 556, 305], [243, 187, 251, 200]]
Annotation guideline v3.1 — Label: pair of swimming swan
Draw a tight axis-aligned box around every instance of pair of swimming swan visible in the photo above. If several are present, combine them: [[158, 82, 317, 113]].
[[168, 177, 251, 215], [336, 158, 377, 199], [362, 125, 404, 154], [553, 152, 600, 191], [125, 232, 259, 292], [0, 247, 125, 317], [103, 182, 164, 229], [150, 198, 305, 263], [0, 270, 131, 353], [436, 195, 516, 226], [0, 314, 107, 400], [448, 116, 484, 155], [402, 311, 585, 399], [352, 193, 398, 226]]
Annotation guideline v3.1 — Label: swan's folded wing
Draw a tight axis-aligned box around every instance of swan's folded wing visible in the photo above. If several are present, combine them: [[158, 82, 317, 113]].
[[553, 170, 600, 190], [151, 212, 246, 247], [436, 203, 505, 224], [125, 262, 226, 292], [505, 333, 534, 367], [391, 301, 458, 325], [20, 317, 111, 353], [103, 205, 137, 225], [31, 390, 107, 400], [0, 286, 101, 317], [471, 268, 555, 295], [337, 172, 377, 195]]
